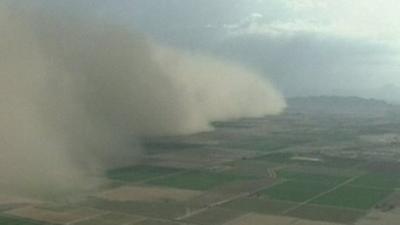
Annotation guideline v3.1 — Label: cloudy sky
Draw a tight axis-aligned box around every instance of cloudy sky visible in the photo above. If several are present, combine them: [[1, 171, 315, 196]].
[[29, 0, 400, 100]]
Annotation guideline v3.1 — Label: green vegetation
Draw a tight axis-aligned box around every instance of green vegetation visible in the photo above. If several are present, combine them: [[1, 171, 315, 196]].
[[285, 165, 363, 178], [223, 135, 311, 152], [223, 140, 290, 152], [4, 97, 400, 225], [278, 170, 348, 185], [320, 156, 364, 168], [223, 198, 297, 215], [142, 141, 203, 154], [287, 204, 365, 223], [106, 165, 183, 182], [147, 171, 250, 191], [0, 216, 46, 225], [224, 160, 276, 177], [350, 173, 400, 189], [312, 185, 392, 209], [261, 181, 334, 202]]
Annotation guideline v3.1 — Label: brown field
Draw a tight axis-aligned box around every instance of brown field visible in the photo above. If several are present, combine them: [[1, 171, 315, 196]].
[[378, 191, 400, 208], [5, 206, 104, 224], [222, 213, 296, 225], [293, 219, 344, 225], [85, 198, 189, 219], [97, 185, 202, 202], [223, 213, 346, 225], [287, 204, 365, 224], [185, 191, 234, 209], [74, 212, 145, 225], [134, 219, 181, 225], [4, 99, 400, 225], [183, 207, 244, 225], [355, 210, 400, 225], [0, 195, 41, 205]]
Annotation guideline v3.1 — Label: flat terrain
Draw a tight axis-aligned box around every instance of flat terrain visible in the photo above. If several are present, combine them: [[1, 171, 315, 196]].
[[2, 96, 400, 225], [0, 215, 48, 225], [261, 180, 335, 202], [97, 186, 202, 202], [106, 165, 183, 182], [311, 186, 392, 209], [147, 171, 252, 191]]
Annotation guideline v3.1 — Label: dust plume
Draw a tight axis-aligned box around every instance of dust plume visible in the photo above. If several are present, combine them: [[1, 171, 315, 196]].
[[0, 2, 286, 199]]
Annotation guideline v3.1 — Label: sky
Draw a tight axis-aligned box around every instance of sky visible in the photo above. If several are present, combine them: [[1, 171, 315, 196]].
[[21, 0, 400, 101], [107, 0, 400, 101]]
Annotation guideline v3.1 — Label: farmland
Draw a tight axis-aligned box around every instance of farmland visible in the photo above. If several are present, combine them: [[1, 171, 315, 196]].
[[2, 97, 400, 225]]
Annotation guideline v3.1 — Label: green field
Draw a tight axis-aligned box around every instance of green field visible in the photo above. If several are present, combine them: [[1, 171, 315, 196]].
[[147, 171, 251, 191], [350, 173, 400, 189], [223, 198, 297, 215], [312, 185, 392, 209], [318, 156, 364, 168], [222, 135, 310, 152], [287, 204, 365, 223], [223, 140, 290, 152], [4, 97, 400, 225], [0, 216, 46, 225], [142, 141, 203, 155], [284, 165, 362, 178], [278, 170, 348, 185], [106, 165, 183, 182], [224, 160, 277, 177], [261, 180, 334, 202]]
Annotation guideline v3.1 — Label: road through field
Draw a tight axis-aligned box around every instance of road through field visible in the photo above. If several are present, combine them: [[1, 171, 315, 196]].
[[281, 174, 364, 215]]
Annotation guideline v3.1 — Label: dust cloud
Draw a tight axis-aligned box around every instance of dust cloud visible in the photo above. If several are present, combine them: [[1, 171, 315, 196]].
[[0, 2, 286, 199]]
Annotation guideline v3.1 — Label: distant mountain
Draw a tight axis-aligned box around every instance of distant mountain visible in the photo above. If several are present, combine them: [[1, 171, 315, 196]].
[[328, 84, 400, 104], [287, 96, 397, 116], [365, 84, 400, 104]]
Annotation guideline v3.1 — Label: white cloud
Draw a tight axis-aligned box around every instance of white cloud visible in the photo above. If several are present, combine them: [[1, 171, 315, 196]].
[[227, 0, 400, 43], [283, 0, 328, 11], [226, 19, 330, 38]]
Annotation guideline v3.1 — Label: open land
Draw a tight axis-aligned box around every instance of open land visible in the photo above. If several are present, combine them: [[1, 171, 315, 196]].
[[2, 96, 400, 225]]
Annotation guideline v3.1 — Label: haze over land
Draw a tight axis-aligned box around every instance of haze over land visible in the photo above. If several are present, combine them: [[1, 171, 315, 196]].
[[0, 1, 285, 198]]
